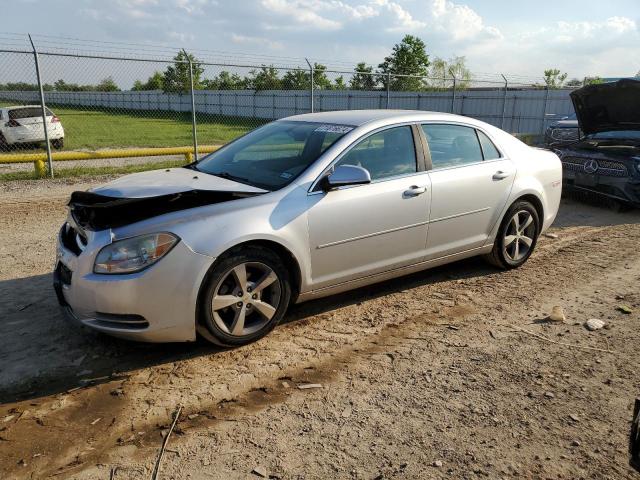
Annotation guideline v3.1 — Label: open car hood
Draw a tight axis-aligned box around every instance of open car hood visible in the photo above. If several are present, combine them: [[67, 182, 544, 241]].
[[69, 167, 267, 231], [570, 79, 640, 136]]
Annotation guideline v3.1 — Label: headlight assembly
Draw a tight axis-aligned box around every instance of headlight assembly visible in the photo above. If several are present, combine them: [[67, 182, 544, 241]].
[[94, 233, 179, 274]]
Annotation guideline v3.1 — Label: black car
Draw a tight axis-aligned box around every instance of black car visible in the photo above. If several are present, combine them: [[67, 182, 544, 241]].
[[556, 79, 640, 207], [544, 112, 580, 147]]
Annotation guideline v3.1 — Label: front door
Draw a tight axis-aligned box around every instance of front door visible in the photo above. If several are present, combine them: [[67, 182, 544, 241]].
[[307, 125, 431, 290], [422, 123, 516, 259]]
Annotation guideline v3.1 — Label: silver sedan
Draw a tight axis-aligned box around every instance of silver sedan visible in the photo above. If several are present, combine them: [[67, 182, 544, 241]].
[[54, 110, 562, 345]]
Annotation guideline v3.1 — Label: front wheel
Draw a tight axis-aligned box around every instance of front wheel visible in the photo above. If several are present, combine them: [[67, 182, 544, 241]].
[[200, 246, 291, 347], [484, 200, 540, 269]]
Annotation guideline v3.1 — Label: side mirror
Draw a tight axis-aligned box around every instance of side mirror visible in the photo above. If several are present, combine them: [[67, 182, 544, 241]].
[[320, 165, 371, 191]]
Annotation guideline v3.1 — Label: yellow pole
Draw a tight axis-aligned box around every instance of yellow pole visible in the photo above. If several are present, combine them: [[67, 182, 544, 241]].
[[34, 159, 47, 178]]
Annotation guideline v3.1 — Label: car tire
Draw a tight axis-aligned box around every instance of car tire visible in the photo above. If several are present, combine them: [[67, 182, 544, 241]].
[[0, 133, 8, 152], [484, 200, 540, 269], [199, 245, 291, 347], [51, 138, 64, 150]]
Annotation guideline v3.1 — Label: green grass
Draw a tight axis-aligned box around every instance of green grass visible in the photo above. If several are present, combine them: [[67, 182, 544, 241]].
[[0, 158, 187, 181], [0, 100, 264, 152]]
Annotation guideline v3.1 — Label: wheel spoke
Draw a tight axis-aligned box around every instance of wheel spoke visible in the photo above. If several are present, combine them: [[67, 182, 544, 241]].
[[520, 235, 533, 247], [252, 300, 276, 320], [212, 294, 238, 311], [231, 264, 247, 290], [230, 304, 247, 335], [513, 239, 520, 260], [521, 213, 533, 231], [511, 213, 520, 232], [504, 235, 517, 247], [253, 269, 277, 293]]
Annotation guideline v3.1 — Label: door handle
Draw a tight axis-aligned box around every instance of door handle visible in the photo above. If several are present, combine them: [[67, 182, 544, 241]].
[[403, 185, 427, 197], [492, 170, 512, 180]]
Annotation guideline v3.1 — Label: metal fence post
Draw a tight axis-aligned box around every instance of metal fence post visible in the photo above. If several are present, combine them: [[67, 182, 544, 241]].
[[184, 49, 198, 162], [28, 34, 53, 178], [541, 85, 549, 135], [305, 58, 314, 113], [386, 73, 391, 109], [450, 75, 457, 113], [500, 74, 508, 130]]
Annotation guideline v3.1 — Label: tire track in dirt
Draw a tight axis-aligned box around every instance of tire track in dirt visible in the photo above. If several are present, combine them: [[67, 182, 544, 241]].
[[2, 211, 639, 478]]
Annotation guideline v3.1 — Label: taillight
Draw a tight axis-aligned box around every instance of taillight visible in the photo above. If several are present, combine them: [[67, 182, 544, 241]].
[[5, 119, 20, 127], [51, 116, 60, 123]]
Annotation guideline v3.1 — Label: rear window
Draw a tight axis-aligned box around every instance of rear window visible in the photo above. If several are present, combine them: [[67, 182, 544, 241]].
[[9, 107, 53, 119]]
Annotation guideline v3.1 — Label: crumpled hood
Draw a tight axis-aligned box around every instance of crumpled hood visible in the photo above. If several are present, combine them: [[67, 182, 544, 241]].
[[91, 167, 266, 198], [69, 168, 267, 231], [570, 79, 640, 136]]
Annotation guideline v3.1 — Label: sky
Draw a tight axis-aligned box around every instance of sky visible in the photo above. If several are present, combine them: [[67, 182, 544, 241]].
[[3, 0, 640, 83]]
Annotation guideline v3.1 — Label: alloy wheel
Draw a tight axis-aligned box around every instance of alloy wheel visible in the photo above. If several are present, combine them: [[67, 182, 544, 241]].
[[211, 261, 282, 337], [503, 210, 536, 262]]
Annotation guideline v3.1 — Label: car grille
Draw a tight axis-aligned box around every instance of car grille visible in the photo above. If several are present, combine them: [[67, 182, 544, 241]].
[[60, 222, 88, 256], [561, 156, 629, 177], [550, 128, 579, 141]]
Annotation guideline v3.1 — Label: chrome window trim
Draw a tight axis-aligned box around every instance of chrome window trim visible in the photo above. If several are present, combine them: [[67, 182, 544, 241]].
[[307, 121, 423, 195], [420, 121, 505, 172]]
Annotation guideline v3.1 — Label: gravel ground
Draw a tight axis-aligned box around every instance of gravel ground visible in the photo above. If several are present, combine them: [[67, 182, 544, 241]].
[[0, 178, 639, 479]]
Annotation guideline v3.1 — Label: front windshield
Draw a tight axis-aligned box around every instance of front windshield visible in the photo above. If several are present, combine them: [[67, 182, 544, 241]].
[[194, 121, 354, 190]]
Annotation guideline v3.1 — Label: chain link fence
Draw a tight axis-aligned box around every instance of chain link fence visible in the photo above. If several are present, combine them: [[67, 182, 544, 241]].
[[0, 39, 578, 177]]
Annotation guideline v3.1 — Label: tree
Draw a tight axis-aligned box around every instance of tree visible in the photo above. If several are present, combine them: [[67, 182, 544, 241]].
[[247, 66, 282, 90], [332, 76, 347, 90], [565, 78, 583, 88], [350, 62, 377, 90], [428, 56, 471, 90], [202, 71, 246, 90], [282, 69, 309, 90], [163, 51, 204, 93], [312, 63, 331, 90], [543, 69, 568, 89], [378, 35, 430, 91], [96, 77, 120, 92], [280, 63, 330, 90], [132, 71, 164, 91], [583, 76, 604, 86]]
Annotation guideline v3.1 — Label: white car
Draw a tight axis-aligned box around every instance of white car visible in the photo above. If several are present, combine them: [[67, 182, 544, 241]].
[[55, 110, 562, 346], [0, 105, 65, 150]]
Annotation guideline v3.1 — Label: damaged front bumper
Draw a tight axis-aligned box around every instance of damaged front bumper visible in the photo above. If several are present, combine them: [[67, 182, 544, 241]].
[[54, 222, 215, 343]]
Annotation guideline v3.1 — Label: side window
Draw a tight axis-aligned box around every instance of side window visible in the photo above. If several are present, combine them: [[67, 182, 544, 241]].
[[477, 130, 501, 160], [335, 126, 417, 181], [422, 124, 483, 169]]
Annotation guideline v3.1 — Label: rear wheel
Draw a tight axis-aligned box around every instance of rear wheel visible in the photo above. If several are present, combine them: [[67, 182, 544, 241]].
[[200, 246, 291, 347], [485, 200, 540, 269], [51, 138, 64, 150]]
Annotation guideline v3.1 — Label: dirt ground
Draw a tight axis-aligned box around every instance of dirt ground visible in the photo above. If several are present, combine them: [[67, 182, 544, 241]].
[[0, 178, 639, 480]]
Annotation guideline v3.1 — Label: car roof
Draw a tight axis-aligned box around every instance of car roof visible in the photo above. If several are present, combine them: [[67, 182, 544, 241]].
[[282, 109, 465, 127], [3, 105, 47, 111]]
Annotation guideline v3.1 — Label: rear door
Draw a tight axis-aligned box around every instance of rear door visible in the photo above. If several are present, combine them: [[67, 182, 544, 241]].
[[423, 123, 515, 259]]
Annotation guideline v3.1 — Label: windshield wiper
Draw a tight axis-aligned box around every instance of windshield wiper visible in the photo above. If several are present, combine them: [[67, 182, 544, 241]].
[[211, 171, 255, 186]]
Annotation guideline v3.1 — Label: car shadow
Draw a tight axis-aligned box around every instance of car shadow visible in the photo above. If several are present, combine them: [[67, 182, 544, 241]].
[[0, 256, 495, 405]]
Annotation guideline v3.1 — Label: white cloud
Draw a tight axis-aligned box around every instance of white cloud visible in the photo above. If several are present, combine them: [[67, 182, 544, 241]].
[[231, 33, 283, 50], [260, 0, 343, 30]]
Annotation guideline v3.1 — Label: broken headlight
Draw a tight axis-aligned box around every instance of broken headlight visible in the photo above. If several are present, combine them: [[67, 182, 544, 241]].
[[94, 233, 179, 274]]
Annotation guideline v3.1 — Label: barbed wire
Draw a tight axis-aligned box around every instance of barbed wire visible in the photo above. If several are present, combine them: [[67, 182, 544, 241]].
[[0, 31, 545, 84]]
